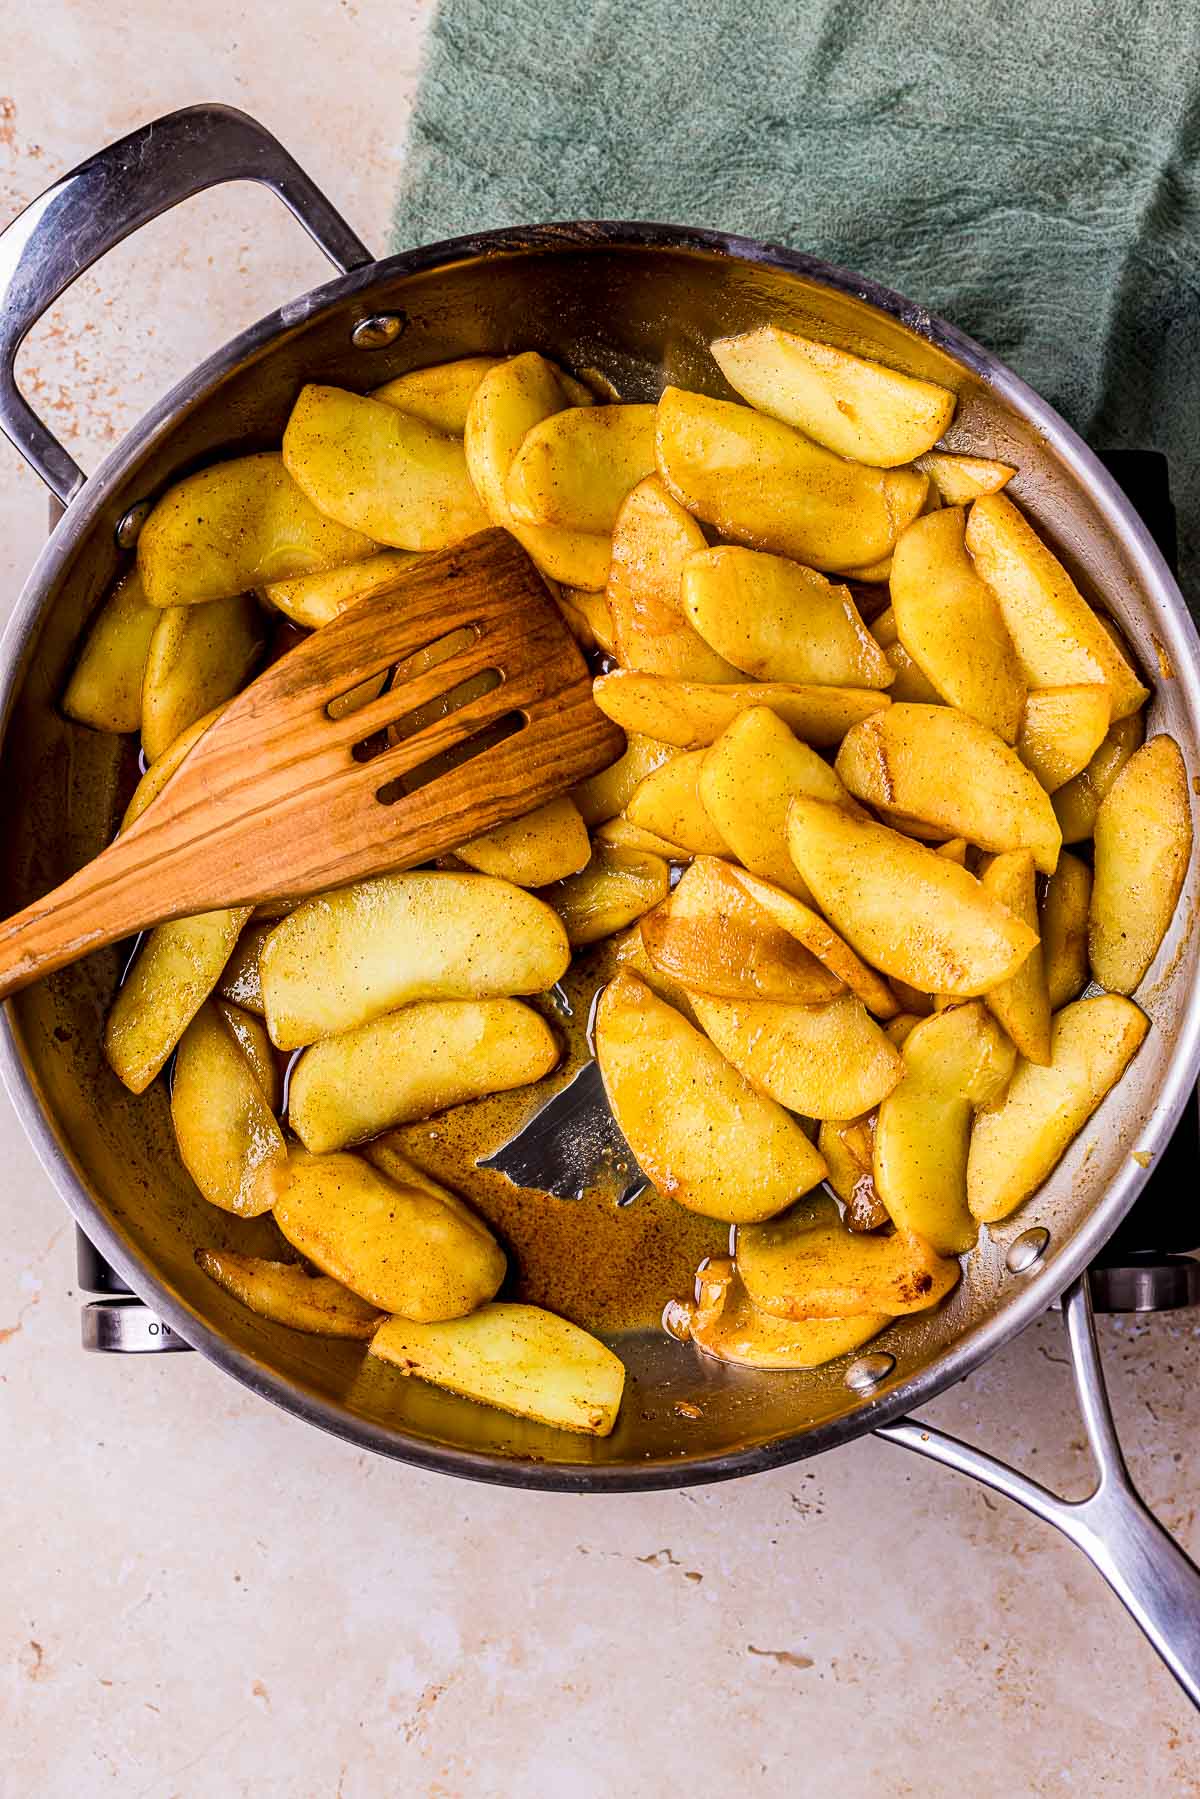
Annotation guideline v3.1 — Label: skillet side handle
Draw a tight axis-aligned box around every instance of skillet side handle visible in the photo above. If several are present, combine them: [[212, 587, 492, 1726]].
[[876, 1275, 1200, 1710], [0, 104, 373, 504]]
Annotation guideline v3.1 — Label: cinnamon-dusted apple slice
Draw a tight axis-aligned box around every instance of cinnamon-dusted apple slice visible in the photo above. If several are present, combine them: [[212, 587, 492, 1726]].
[[978, 851, 1051, 1063], [721, 865, 898, 1018], [592, 669, 889, 750], [1052, 712, 1144, 843], [464, 352, 610, 589], [370, 1304, 625, 1437], [627, 747, 730, 856], [195, 1250, 383, 1339], [1017, 685, 1111, 793], [283, 385, 488, 550], [371, 355, 502, 434], [655, 387, 928, 574], [1041, 851, 1093, 1010], [641, 856, 844, 1003], [540, 842, 670, 947], [913, 451, 1015, 505], [737, 1195, 959, 1320], [967, 996, 1149, 1223], [965, 492, 1149, 720], [818, 1116, 889, 1232], [1088, 736, 1193, 994], [605, 477, 740, 681], [686, 989, 903, 1120], [785, 799, 1039, 998], [571, 732, 679, 828], [873, 1001, 1016, 1254], [700, 705, 861, 900], [889, 505, 1025, 743], [711, 327, 955, 466], [507, 404, 658, 533], [680, 1256, 888, 1370], [835, 703, 1061, 875], [680, 546, 892, 687], [594, 970, 826, 1224]]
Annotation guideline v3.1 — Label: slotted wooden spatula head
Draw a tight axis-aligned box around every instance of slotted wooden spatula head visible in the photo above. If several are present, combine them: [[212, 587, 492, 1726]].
[[0, 529, 624, 998]]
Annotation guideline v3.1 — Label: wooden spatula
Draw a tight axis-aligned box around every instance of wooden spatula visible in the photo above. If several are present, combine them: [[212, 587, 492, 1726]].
[[0, 529, 624, 999]]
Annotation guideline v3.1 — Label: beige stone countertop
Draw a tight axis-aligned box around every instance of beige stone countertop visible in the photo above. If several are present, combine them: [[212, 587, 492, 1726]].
[[2, 11, 1200, 1794]]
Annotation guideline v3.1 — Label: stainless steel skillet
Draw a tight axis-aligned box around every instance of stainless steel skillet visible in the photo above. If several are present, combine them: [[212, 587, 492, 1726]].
[[1, 105, 1199, 1697]]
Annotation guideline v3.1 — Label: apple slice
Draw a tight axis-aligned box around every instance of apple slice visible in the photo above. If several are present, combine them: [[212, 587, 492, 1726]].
[[464, 352, 610, 589], [786, 798, 1039, 997], [722, 865, 898, 1018], [965, 493, 1149, 720], [699, 705, 860, 900], [372, 355, 503, 434], [642, 855, 844, 1002], [266, 1148, 506, 1320], [680, 546, 892, 687], [1018, 685, 1112, 793], [605, 476, 740, 681], [913, 451, 1015, 505], [835, 702, 1062, 875], [595, 970, 827, 1224], [627, 748, 729, 855], [978, 851, 1051, 1062], [967, 995, 1149, 1223], [682, 1257, 888, 1369], [818, 1117, 889, 1231], [737, 1196, 959, 1320], [870, 605, 943, 705], [687, 989, 903, 1120], [592, 669, 888, 749], [655, 386, 928, 573], [370, 1303, 625, 1437], [571, 732, 678, 828], [1041, 850, 1093, 1010], [63, 570, 159, 733], [889, 505, 1025, 743], [595, 816, 688, 860], [1052, 712, 1145, 844], [506, 404, 658, 533], [456, 796, 591, 887], [711, 326, 955, 466], [139, 451, 377, 607], [541, 842, 670, 947], [873, 1001, 1016, 1253], [1089, 736, 1193, 994], [282, 385, 489, 550]]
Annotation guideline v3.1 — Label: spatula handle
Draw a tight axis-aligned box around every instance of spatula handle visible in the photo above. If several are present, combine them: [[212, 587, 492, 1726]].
[[0, 828, 167, 999]]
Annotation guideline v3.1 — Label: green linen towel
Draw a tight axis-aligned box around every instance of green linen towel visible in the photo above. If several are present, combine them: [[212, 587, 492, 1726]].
[[392, 0, 1200, 581]]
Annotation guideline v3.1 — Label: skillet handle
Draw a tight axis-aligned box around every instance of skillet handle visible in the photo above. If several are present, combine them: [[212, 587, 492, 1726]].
[[0, 104, 373, 504], [876, 1275, 1200, 1708]]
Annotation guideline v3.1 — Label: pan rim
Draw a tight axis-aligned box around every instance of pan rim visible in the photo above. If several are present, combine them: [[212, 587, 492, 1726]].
[[2, 218, 1198, 1489]]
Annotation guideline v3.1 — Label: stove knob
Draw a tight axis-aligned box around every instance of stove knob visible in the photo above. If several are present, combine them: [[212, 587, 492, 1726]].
[[1089, 1256, 1200, 1313], [81, 1299, 193, 1353]]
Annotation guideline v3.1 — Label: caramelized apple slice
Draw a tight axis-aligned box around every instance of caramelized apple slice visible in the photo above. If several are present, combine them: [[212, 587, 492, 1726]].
[[873, 1002, 1016, 1254], [967, 996, 1149, 1223], [786, 799, 1039, 998], [594, 971, 826, 1224]]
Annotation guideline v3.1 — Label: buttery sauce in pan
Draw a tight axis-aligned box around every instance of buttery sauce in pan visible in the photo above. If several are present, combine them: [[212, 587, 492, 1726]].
[[388, 942, 726, 1333]]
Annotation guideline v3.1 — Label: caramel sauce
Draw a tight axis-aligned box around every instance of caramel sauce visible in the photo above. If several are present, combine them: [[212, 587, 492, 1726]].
[[391, 941, 725, 1333]]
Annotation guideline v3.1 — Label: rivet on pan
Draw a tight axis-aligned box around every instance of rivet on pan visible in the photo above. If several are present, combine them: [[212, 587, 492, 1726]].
[[114, 500, 152, 548], [1006, 1226, 1050, 1274], [351, 314, 404, 350], [845, 1352, 895, 1393]]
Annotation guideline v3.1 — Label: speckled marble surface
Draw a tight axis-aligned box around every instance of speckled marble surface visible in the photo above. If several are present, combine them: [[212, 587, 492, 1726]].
[[3, 13, 1200, 1795]]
